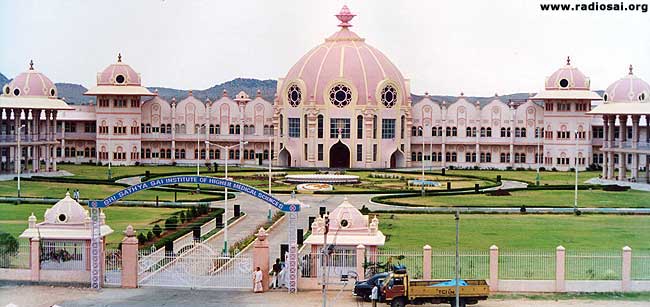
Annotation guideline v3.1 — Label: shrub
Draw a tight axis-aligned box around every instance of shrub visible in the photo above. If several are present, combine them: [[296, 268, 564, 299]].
[[539, 167, 546, 171], [179, 212, 186, 224], [603, 185, 630, 192], [487, 189, 511, 196], [137, 232, 147, 244], [360, 205, 370, 215], [164, 216, 178, 231], [574, 209, 582, 216], [191, 207, 199, 217], [146, 230, 154, 241], [505, 166, 513, 171], [0, 232, 19, 266], [520, 205, 526, 213], [152, 224, 162, 237]]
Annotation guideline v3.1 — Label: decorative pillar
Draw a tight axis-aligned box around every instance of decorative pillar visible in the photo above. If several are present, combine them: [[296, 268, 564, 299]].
[[622, 246, 632, 291], [422, 245, 432, 280], [30, 237, 40, 281], [52, 111, 57, 171], [120, 225, 139, 288], [441, 102, 447, 168], [356, 244, 365, 280], [253, 227, 270, 292], [489, 245, 499, 292], [618, 115, 628, 181], [602, 116, 608, 179], [555, 246, 566, 292], [171, 98, 176, 162]]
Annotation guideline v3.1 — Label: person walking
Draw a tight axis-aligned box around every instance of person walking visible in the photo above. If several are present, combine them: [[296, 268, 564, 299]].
[[253, 266, 263, 293], [371, 284, 379, 307], [271, 258, 282, 289]]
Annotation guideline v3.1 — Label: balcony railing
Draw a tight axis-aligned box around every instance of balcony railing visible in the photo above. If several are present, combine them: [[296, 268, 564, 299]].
[[0, 134, 56, 142]]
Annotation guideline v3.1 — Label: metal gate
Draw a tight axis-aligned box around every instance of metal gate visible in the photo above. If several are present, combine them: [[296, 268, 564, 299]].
[[138, 244, 252, 289]]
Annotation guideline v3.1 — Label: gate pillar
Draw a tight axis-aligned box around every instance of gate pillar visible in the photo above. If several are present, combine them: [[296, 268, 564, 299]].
[[121, 225, 139, 288], [253, 227, 270, 292]]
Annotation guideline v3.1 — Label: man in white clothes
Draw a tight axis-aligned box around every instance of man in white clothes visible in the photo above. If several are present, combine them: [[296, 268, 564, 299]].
[[253, 266, 263, 293], [371, 284, 379, 307]]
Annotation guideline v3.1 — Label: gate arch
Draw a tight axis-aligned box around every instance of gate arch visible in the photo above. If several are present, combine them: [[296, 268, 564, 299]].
[[88, 175, 300, 292]]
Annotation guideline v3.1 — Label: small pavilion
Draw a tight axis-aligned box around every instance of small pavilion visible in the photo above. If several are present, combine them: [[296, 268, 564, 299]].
[[20, 191, 113, 282]]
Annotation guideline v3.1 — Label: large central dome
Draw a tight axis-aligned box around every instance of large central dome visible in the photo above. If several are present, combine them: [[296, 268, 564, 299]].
[[281, 5, 409, 108]]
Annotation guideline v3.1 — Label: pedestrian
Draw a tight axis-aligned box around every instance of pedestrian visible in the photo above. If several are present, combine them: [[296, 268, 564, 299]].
[[253, 266, 263, 293], [371, 284, 379, 307], [272, 258, 282, 288]]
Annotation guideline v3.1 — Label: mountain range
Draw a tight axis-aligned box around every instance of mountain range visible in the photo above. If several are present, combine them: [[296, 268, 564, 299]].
[[0, 72, 602, 105]]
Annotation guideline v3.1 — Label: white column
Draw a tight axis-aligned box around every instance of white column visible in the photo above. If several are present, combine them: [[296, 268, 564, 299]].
[[618, 115, 627, 180], [602, 116, 608, 179], [632, 115, 640, 179]]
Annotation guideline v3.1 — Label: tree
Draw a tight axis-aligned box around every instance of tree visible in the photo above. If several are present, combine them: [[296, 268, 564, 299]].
[[179, 212, 186, 224], [152, 224, 162, 237], [146, 230, 154, 241], [0, 232, 19, 267], [164, 216, 178, 231], [137, 233, 147, 244]]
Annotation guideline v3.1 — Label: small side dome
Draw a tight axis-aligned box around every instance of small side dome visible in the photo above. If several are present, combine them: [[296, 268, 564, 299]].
[[43, 191, 88, 225], [603, 65, 650, 103], [3, 60, 58, 98], [544, 56, 590, 90], [97, 53, 142, 86]]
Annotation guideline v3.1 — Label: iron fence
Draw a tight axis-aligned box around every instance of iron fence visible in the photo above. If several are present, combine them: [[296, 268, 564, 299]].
[[632, 251, 650, 280], [104, 249, 122, 286], [366, 249, 423, 279], [566, 250, 622, 280], [431, 249, 489, 280], [499, 249, 556, 280], [0, 243, 30, 269], [40, 240, 86, 271]]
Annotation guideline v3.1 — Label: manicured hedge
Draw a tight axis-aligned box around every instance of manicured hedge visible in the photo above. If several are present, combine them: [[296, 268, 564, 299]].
[[152, 208, 226, 251]]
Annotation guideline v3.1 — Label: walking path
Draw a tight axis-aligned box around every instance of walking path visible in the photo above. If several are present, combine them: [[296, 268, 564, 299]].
[[586, 177, 650, 191], [0, 170, 73, 181]]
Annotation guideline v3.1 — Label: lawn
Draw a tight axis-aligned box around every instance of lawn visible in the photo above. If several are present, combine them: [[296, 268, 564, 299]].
[[0, 180, 218, 202], [376, 213, 650, 280], [378, 213, 650, 251], [445, 169, 602, 185], [381, 189, 650, 208], [58, 164, 218, 180], [0, 203, 179, 245]]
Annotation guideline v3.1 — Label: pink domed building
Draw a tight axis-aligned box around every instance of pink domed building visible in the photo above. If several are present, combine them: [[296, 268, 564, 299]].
[[274, 5, 411, 168], [3, 6, 650, 177], [590, 65, 650, 182], [0, 61, 71, 174]]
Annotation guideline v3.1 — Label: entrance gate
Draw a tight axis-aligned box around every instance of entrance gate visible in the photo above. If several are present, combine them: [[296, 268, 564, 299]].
[[88, 175, 300, 292], [139, 247, 252, 289]]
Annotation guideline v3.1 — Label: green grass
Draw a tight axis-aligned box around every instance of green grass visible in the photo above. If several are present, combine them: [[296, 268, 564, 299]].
[[0, 180, 216, 202], [492, 292, 650, 301], [0, 203, 179, 244], [378, 214, 650, 251], [383, 189, 650, 208], [446, 169, 601, 185]]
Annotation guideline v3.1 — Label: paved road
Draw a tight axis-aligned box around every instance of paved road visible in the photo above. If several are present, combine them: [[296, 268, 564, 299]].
[[2, 285, 649, 307]]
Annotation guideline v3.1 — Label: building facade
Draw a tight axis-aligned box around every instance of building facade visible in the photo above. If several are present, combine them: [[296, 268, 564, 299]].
[[3, 6, 649, 178]]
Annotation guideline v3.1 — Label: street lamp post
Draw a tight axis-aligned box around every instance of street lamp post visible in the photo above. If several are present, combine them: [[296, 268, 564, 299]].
[[268, 136, 272, 195], [419, 127, 425, 196], [205, 140, 248, 256], [574, 129, 579, 213], [196, 124, 206, 193], [536, 127, 541, 186], [17, 125, 25, 199], [107, 132, 112, 180]]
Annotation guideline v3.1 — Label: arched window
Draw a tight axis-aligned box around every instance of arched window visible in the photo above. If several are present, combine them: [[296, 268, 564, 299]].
[[472, 127, 477, 137], [418, 126, 423, 136], [500, 127, 506, 137], [215, 149, 221, 159], [521, 128, 526, 137], [229, 150, 234, 159], [229, 124, 235, 134], [466, 127, 472, 137], [521, 153, 526, 163], [417, 152, 423, 161], [249, 150, 256, 160], [249, 125, 255, 135], [194, 149, 199, 159], [432, 126, 438, 137], [145, 148, 151, 159], [200, 149, 206, 159], [279, 115, 284, 136], [304, 114, 308, 138], [180, 124, 186, 134], [263, 150, 269, 160], [411, 152, 416, 161], [244, 150, 249, 160], [180, 149, 186, 159], [166, 124, 172, 134], [209, 124, 215, 134], [506, 127, 511, 137], [235, 150, 240, 159], [357, 115, 363, 139], [451, 127, 457, 136], [438, 127, 443, 136], [486, 127, 492, 137], [446, 127, 451, 136], [411, 126, 418, 137], [166, 149, 171, 159], [317, 115, 323, 138], [209, 149, 215, 159], [373, 115, 378, 139], [480, 127, 486, 137], [159, 149, 165, 158], [515, 128, 521, 137], [486, 152, 491, 162], [451, 152, 457, 162], [401, 115, 405, 139], [445, 152, 450, 161]]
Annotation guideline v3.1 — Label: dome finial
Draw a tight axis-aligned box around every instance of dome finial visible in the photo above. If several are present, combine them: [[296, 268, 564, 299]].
[[118, 53, 122, 63], [566, 56, 571, 66], [29, 60, 34, 70], [336, 5, 356, 28], [629, 64, 634, 75]]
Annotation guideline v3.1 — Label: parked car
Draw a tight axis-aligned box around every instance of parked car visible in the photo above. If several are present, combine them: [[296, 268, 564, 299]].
[[353, 272, 389, 301]]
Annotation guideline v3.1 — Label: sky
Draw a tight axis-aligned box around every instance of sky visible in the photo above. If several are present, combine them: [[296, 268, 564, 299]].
[[1, 0, 649, 96]]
